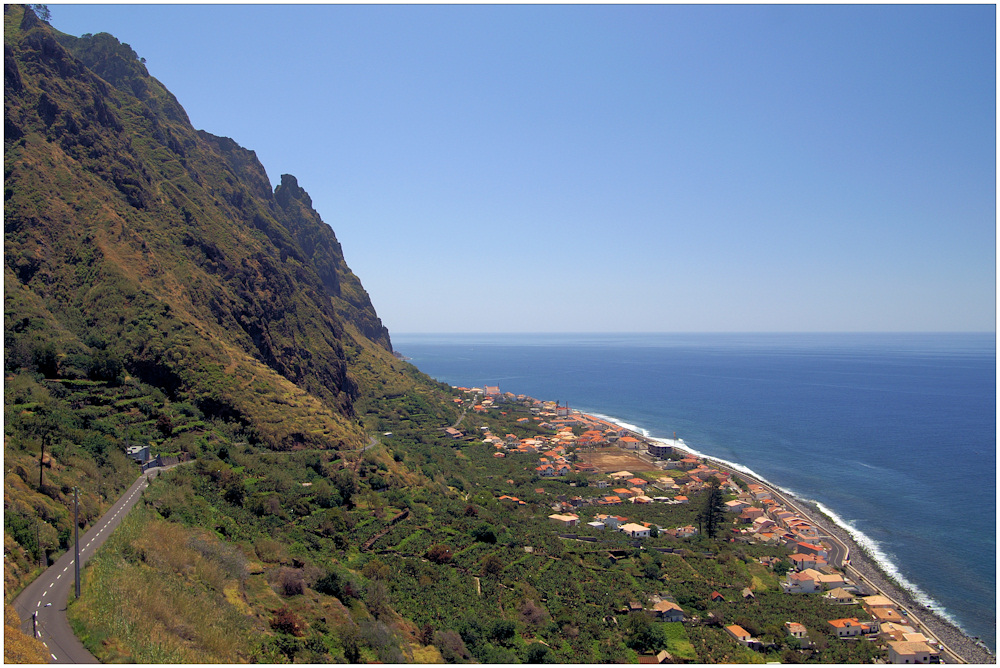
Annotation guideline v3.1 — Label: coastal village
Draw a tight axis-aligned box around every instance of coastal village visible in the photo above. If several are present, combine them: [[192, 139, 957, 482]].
[[446, 384, 947, 664]]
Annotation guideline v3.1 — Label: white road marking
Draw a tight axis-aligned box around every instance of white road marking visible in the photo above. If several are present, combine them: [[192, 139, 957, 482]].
[[37, 600, 41, 608], [62, 567, 68, 572], [51, 654, 57, 660]]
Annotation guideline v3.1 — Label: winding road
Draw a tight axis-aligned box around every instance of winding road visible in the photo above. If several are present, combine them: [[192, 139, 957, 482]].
[[12, 464, 177, 664]]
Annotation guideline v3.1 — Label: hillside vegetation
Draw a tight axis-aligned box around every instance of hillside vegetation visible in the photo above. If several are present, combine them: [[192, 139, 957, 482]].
[[6, 6, 887, 664], [4, 1, 445, 602]]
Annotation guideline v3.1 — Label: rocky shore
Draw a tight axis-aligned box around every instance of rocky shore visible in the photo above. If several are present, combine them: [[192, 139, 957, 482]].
[[691, 454, 996, 664], [797, 498, 996, 665], [599, 421, 995, 663]]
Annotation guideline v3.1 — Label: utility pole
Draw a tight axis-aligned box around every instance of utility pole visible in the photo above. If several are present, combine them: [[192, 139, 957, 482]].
[[39, 436, 45, 490], [74, 487, 80, 599]]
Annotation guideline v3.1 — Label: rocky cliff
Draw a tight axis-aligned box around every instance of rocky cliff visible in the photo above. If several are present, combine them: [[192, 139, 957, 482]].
[[5, 5, 395, 450]]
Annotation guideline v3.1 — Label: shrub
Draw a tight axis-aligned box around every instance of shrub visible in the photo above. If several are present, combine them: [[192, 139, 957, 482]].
[[434, 629, 472, 663], [471, 522, 496, 544], [426, 544, 453, 564], [270, 606, 303, 636], [519, 599, 549, 627], [525, 642, 552, 663], [277, 568, 305, 596]]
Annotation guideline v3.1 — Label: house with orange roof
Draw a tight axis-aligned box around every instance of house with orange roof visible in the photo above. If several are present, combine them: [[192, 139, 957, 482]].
[[788, 553, 822, 570], [828, 618, 877, 638], [674, 495, 689, 504], [613, 488, 636, 498], [599, 495, 623, 505], [870, 607, 906, 625], [725, 624, 753, 646], [782, 570, 821, 593], [619, 436, 642, 449], [627, 477, 648, 489], [795, 541, 829, 558]]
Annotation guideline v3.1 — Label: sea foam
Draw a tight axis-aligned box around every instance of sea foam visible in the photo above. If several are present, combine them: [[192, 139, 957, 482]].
[[579, 407, 968, 636]]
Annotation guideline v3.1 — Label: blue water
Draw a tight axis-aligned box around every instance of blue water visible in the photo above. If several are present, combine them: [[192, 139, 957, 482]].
[[393, 332, 996, 650]]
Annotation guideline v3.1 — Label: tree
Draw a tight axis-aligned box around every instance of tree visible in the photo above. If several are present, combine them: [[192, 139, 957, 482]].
[[471, 522, 496, 544], [697, 479, 727, 539], [480, 554, 504, 577], [426, 544, 453, 564], [623, 612, 665, 653], [29, 4, 51, 23], [525, 642, 552, 663]]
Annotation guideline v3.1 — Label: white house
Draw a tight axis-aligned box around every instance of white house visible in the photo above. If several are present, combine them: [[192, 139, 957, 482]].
[[725, 625, 753, 646], [652, 600, 685, 622], [548, 513, 579, 527], [597, 514, 626, 530], [725, 499, 750, 513], [887, 641, 937, 664], [827, 618, 876, 638], [619, 522, 651, 538], [782, 570, 821, 594], [785, 622, 808, 639]]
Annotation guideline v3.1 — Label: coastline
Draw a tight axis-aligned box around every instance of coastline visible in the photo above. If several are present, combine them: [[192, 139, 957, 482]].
[[583, 411, 996, 664], [728, 466, 996, 665]]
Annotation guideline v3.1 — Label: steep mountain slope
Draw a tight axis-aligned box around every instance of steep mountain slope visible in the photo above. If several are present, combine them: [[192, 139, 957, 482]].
[[5, 4, 395, 451]]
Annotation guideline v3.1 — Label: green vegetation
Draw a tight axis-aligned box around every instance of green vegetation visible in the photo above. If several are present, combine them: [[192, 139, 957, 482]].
[[4, 5, 889, 663]]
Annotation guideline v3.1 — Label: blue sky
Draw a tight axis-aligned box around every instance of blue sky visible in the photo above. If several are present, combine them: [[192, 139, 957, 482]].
[[50, 4, 996, 333]]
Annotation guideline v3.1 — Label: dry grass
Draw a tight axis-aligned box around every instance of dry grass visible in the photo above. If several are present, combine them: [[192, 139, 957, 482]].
[[577, 448, 659, 473], [68, 509, 260, 663]]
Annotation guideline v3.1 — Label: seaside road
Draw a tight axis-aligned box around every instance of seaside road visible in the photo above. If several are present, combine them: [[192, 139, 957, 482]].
[[12, 464, 178, 664], [712, 463, 972, 663]]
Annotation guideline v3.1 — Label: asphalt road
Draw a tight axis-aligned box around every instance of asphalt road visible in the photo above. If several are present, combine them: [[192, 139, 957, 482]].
[[12, 464, 174, 664]]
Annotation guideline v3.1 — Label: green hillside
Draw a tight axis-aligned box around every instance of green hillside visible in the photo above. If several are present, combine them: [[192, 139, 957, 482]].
[[4, 1, 452, 599], [5, 6, 890, 664]]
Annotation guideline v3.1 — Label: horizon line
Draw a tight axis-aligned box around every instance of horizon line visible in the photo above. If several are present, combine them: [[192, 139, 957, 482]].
[[391, 330, 997, 336]]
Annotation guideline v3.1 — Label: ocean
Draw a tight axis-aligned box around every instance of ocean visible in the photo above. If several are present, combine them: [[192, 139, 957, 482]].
[[392, 332, 996, 650]]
